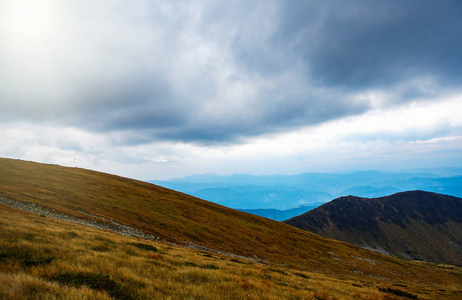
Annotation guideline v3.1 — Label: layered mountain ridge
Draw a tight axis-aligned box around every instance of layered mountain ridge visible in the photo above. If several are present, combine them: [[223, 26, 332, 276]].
[[151, 171, 462, 215]]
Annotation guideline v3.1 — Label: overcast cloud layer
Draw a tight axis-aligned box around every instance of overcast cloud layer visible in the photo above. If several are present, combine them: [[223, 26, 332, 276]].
[[1, 0, 461, 179]]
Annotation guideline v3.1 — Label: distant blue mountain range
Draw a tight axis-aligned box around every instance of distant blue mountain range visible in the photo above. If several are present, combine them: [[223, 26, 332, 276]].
[[149, 168, 462, 220], [239, 204, 326, 221]]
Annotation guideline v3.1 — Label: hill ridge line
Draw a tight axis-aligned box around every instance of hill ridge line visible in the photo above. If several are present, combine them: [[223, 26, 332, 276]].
[[0, 196, 267, 264]]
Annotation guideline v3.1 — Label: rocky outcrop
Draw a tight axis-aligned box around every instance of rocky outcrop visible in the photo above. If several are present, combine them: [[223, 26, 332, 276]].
[[0, 196, 159, 240]]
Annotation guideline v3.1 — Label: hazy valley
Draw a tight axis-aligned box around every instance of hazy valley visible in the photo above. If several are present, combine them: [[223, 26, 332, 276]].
[[151, 170, 462, 221]]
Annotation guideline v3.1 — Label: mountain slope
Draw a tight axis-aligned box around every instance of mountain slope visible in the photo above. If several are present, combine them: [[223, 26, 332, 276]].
[[1, 158, 462, 299], [0, 158, 367, 274], [4, 200, 461, 299], [285, 191, 462, 265]]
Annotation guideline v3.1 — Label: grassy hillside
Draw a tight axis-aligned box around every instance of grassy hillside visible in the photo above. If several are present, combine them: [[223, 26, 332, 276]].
[[6, 203, 458, 300], [285, 191, 462, 265], [1, 158, 461, 299]]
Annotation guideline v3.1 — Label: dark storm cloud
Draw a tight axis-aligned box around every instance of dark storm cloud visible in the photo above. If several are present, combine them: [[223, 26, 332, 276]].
[[1, 0, 461, 146], [274, 0, 462, 89]]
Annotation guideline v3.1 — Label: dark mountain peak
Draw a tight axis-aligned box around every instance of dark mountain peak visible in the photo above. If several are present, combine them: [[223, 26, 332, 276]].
[[330, 195, 368, 207], [336, 194, 364, 201], [286, 191, 462, 265]]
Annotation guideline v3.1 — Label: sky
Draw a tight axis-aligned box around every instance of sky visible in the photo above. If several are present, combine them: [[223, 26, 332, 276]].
[[0, 0, 461, 180]]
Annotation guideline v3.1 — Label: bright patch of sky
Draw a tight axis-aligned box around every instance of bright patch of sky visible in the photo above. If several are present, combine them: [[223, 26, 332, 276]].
[[1, 0, 461, 180]]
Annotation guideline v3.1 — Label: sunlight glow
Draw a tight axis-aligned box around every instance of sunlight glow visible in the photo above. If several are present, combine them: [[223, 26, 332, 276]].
[[1, 0, 58, 49]]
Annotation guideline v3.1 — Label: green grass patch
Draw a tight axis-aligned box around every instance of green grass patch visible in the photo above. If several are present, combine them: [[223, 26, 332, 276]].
[[92, 245, 111, 252], [0, 246, 54, 267], [184, 261, 219, 269], [268, 268, 288, 275], [0, 246, 34, 262], [127, 242, 157, 252], [230, 258, 245, 264], [378, 286, 418, 299], [294, 272, 310, 279], [184, 261, 198, 267], [21, 256, 55, 267], [49, 272, 133, 300], [200, 264, 219, 270]]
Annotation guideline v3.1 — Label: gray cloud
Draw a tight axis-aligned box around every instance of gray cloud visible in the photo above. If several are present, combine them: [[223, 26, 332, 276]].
[[0, 0, 460, 146], [275, 0, 462, 90]]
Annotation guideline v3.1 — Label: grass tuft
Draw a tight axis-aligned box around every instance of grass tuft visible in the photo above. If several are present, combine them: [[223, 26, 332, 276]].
[[49, 272, 133, 300], [230, 258, 245, 264], [184, 261, 220, 269], [127, 242, 157, 252], [378, 286, 418, 299], [92, 245, 111, 252], [184, 261, 198, 267], [0, 247, 55, 267], [312, 291, 337, 300], [146, 253, 162, 260], [268, 268, 288, 275], [294, 272, 310, 279], [22, 256, 55, 267], [200, 264, 219, 270]]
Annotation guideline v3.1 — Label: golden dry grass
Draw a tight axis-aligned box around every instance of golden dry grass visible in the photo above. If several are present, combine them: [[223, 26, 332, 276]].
[[3, 204, 459, 299], [0, 158, 461, 299]]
